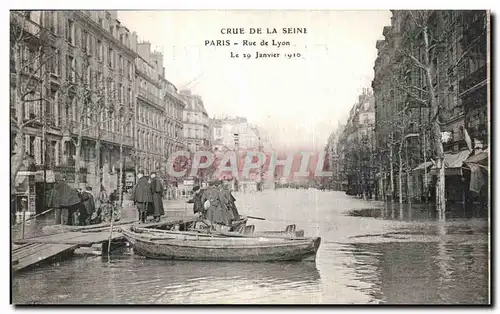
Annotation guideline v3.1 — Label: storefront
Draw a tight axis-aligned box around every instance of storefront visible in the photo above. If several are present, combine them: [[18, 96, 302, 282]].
[[413, 150, 471, 206], [462, 148, 489, 216], [13, 171, 37, 218]]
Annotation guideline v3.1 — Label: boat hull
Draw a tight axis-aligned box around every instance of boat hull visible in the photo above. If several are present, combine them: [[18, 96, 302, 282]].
[[122, 228, 321, 262]]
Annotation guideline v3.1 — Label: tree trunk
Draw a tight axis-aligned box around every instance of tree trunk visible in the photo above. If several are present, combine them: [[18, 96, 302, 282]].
[[11, 43, 25, 185], [118, 122, 124, 206], [423, 130, 428, 201], [406, 142, 412, 207], [422, 25, 446, 218], [389, 144, 394, 202], [74, 97, 87, 188], [11, 131, 26, 184], [398, 143, 403, 205], [74, 132, 83, 188], [436, 160, 446, 220], [95, 138, 102, 198]]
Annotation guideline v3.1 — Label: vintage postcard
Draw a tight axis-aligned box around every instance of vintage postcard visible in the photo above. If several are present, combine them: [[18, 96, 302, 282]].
[[9, 9, 490, 305]]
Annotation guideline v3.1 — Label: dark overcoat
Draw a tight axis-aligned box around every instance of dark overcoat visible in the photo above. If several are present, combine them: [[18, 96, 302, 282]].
[[79, 191, 96, 216], [48, 182, 81, 208], [220, 190, 239, 219], [133, 177, 153, 203], [187, 191, 204, 214], [149, 177, 165, 217], [201, 187, 233, 225]]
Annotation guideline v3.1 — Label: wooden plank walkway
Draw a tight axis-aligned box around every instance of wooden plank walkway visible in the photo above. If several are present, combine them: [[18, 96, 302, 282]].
[[12, 243, 78, 272], [12, 215, 197, 272], [14, 231, 125, 245]]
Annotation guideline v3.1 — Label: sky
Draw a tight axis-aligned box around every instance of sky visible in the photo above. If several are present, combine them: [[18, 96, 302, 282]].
[[118, 10, 392, 152]]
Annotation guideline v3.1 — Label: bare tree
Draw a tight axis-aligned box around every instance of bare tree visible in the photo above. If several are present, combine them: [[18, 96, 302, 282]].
[[10, 11, 61, 184], [60, 51, 107, 188], [116, 96, 134, 206], [393, 10, 487, 217]]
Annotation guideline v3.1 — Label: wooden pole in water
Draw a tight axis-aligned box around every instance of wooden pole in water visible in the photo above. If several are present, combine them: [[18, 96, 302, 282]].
[[21, 200, 27, 239], [107, 203, 114, 258]]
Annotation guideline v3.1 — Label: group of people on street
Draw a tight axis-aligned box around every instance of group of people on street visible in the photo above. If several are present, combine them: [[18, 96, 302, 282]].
[[47, 179, 120, 226], [187, 180, 241, 227], [133, 171, 165, 223]]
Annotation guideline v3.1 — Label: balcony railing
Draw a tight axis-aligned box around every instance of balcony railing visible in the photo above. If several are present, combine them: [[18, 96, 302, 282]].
[[460, 16, 487, 48], [11, 12, 42, 39], [459, 64, 487, 96], [138, 87, 160, 106], [65, 121, 134, 147]]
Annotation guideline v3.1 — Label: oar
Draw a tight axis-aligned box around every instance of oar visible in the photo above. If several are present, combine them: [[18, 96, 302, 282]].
[[14, 208, 55, 226], [246, 215, 265, 221]]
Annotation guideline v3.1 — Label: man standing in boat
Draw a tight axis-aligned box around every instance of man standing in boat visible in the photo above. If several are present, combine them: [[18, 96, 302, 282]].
[[201, 181, 233, 226], [149, 172, 165, 223], [220, 184, 240, 221], [133, 171, 153, 223], [187, 185, 204, 216]]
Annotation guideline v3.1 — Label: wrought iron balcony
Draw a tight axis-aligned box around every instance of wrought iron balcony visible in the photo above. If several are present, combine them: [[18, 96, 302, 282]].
[[10, 12, 42, 39], [138, 87, 160, 106], [459, 64, 487, 97], [460, 15, 487, 48]]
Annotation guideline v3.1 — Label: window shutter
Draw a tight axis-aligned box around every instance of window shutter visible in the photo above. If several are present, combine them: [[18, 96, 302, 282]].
[[34, 137, 41, 164], [24, 135, 30, 155], [55, 140, 60, 166]]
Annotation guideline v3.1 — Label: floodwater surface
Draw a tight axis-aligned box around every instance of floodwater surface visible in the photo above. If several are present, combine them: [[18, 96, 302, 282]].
[[12, 189, 490, 304]]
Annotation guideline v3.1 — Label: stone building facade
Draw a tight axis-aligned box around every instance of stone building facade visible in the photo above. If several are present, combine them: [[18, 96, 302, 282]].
[[10, 10, 190, 212], [336, 89, 376, 197], [180, 90, 210, 152], [372, 10, 489, 204], [10, 10, 138, 201]]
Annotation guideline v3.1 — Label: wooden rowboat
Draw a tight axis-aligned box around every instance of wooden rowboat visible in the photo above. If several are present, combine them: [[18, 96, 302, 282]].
[[187, 225, 305, 239], [122, 226, 321, 262]]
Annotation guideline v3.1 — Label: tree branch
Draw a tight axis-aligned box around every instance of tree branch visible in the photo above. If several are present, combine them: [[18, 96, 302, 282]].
[[21, 116, 41, 128], [448, 31, 486, 70], [19, 47, 57, 99], [395, 84, 429, 107], [405, 52, 428, 71]]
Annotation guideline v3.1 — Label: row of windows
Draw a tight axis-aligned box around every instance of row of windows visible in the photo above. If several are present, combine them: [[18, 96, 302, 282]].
[[185, 127, 207, 139], [66, 17, 134, 79], [136, 58, 160, 85], [137, 129, 181, 155], [165, 98, 183, 120], [136, 149, 185, 173], [138, 78, 161, 102], [137, 105, 182, 137]]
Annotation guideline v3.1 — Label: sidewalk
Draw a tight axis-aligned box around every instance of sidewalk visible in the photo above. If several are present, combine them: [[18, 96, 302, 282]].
[[121, 198, 192, 219]]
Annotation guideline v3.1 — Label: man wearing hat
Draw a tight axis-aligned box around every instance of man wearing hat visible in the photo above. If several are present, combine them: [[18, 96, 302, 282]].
[[133, 171, 153, 223], [187, 185, 204, 215], [149, 171, 165, 223]]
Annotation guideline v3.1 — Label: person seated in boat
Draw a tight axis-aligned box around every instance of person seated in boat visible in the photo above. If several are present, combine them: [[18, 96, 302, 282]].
[[200, 181, 234, 226], [219, 185, 240, 221], [187, 185, 204, 216]]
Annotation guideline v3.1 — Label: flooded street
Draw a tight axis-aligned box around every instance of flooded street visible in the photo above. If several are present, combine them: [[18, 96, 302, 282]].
[[12, 189, 489, 304]]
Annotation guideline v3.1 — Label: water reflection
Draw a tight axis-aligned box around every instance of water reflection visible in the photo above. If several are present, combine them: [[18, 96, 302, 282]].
[[343, 220, 489, 304], [12, 190, 489, 304], [13, 254, 322, 304]]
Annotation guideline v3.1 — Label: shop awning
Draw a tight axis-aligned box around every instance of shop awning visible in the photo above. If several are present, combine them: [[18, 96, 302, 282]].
[[432, 150, 471, 169], [464, 149, 488, 167], [413, 161, 433, 172], [430, 150, 471, 176]]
